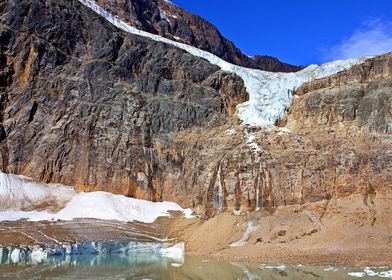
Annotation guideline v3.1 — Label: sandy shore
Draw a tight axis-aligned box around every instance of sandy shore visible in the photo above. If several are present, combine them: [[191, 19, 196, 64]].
[[1, 193, 391, 267], [167, 193, 392, 266]]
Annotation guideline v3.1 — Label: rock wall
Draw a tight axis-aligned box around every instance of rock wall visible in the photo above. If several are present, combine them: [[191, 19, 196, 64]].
[[0, 0, 391, 218], [154, 53, 392, 217], [0, 0, 247, 201]]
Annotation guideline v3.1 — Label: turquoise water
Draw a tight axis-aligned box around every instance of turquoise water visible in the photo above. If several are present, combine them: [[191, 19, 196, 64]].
[[0, 253, 390, 279]]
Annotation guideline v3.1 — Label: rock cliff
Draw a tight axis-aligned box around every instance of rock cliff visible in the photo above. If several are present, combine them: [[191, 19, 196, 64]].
[[0, 0, 391, 221], [0, 0, 248, 201]]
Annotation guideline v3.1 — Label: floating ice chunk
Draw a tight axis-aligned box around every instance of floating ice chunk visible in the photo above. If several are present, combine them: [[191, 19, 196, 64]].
[[348, 272, 366, 277], [363, 267, 379, 276], [379, 270, 392, 278], [159, 242, 185, 261], [277, 127, 292, 134], [259, 264, 287, 270], [323, 265, 339, 272]]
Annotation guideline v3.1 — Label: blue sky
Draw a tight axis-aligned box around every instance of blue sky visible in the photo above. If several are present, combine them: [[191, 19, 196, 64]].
[[170, 0, 392, 66]]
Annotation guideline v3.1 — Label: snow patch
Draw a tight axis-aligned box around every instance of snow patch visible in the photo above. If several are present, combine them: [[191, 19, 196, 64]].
[[244, 131, 261, 155], [225, 129, 236, 135], [159, 11, 167, 21], [0, 172, 192, 223], [77, 0, 371, 127], [230, 221, 259, 247], [277, 127, 292, 135], [0, 171, 74, 211]]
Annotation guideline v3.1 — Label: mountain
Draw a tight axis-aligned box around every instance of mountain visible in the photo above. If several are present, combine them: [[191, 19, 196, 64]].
[[0, 0, 249, 200], [0, 0, 391, 266], [93, 0, 303, 72]]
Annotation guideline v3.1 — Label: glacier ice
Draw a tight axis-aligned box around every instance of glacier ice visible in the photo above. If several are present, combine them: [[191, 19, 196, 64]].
[[0, 241, 186, 264], [347, 272, 366, 277], [78, 0, 371, 127], [0, 172, 192, 223]]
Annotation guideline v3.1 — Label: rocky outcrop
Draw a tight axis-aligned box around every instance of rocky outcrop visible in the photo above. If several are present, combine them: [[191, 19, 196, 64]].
[[93, 0, 303, 72], [294, 53, 392, 133]]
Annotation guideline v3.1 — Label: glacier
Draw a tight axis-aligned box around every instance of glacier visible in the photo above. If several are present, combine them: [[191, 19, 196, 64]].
[[0, 241, 185, 265], [78, 0, 371, 127], [0, 172, 192, 223]]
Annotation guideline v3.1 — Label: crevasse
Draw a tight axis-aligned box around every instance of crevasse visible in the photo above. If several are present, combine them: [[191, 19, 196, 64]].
[[78, 0, 371, 127]]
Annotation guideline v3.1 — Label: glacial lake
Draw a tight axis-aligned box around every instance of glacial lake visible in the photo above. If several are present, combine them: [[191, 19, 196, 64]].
[[0, 253, 391, 279]]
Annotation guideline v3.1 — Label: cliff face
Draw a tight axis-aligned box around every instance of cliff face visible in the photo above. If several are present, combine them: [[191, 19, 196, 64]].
[[147, 53, 392, 217], [0, 0, 391, 219], [0, 0, 247, 200], [93, 0, 303, 72]]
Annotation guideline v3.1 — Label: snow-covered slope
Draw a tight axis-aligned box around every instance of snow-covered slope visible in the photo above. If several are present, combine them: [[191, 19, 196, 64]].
[[0, 172, 192, 223], [78, 0, 371, 127]]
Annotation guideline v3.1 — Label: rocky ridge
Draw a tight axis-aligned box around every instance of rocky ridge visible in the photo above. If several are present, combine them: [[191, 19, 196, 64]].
[[93, 0, 303, 72]]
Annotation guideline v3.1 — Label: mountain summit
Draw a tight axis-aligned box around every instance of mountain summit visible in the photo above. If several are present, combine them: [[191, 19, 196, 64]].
[[93, 0, 303, 72]]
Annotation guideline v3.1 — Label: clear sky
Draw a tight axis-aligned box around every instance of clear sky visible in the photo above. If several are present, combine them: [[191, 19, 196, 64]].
[[170, 0, 392, 66]]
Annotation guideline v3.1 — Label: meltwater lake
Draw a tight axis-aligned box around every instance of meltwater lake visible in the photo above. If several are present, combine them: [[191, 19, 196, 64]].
[[0, 253, 391, 280]]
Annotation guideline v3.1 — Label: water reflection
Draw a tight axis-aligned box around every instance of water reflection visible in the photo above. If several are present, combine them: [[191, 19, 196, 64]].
[[0, 254, 390, 279]]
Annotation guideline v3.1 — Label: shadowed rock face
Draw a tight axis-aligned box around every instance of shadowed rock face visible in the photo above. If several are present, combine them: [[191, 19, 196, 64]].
[[93, 0, 303, 72], [0, 0, 391, 219], [0, 0, 247, 200]]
